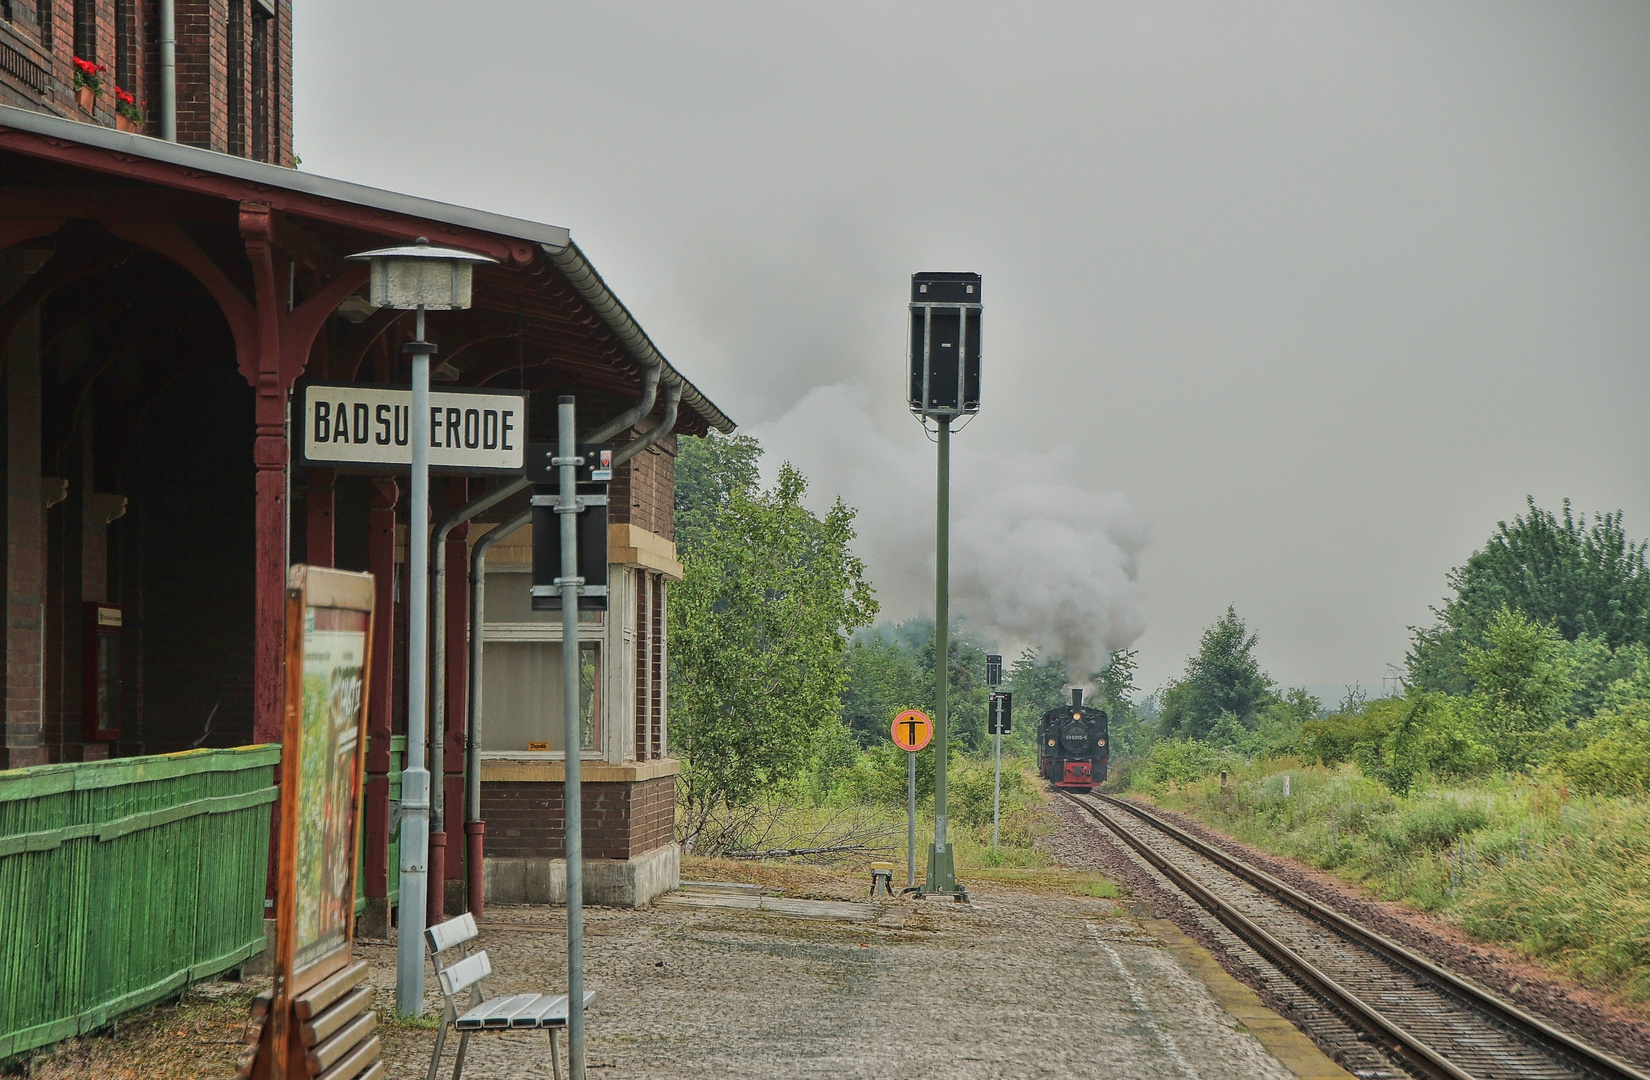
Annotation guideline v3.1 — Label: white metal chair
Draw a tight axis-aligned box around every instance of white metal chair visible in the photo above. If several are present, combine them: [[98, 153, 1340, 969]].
[[424, 912, 596, 1080]]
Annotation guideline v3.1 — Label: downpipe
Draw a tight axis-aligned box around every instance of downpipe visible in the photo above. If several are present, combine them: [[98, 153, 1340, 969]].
[[462, 507, 531, 919], [426, 477, 530, 920], [612, 381, 681, 466]]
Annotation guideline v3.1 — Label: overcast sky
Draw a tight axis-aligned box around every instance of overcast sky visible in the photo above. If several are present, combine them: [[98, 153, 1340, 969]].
[[296, 2, 1650, 697]]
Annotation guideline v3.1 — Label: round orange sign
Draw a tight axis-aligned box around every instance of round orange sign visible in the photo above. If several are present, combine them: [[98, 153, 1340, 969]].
[[891, 709, 933, 752]]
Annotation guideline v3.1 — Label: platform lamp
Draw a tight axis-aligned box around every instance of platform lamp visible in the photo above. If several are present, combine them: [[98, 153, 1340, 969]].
[[907, 271, 982, 898], [347, 238, 496, 1016]]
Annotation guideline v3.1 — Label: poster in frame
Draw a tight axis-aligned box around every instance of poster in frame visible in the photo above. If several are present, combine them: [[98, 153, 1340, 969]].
[[261, 565, 377, 1080]]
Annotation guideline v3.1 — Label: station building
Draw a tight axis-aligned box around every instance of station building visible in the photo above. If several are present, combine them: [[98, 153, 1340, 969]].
[[0, 1, 725, 921]]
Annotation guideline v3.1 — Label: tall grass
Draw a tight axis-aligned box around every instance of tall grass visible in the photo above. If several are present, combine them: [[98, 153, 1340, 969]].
[[686, 752, 1058, 871], [1130, 760, 1650, 1007]]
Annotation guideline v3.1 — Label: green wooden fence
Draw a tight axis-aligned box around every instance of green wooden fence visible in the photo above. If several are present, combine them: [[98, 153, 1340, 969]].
[[0, 745, 279, 1061]]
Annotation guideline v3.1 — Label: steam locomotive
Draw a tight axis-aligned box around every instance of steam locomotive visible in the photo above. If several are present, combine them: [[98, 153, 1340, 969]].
[[1037, 689, 1108, 791]]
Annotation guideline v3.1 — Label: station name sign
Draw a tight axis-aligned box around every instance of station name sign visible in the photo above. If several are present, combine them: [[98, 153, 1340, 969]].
[[298, 382, 528, 474]]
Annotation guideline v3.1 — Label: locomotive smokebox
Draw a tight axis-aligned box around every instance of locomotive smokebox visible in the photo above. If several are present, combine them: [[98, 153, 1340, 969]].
[[1071, 688, 1084, 708], [908, 272, 982, 420]]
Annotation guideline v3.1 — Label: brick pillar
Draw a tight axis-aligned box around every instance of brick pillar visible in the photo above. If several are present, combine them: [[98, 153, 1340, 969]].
[[175, 0, 229, 152], [305, 467, 335, 568], [361, 476, 398, 937], [3, 287, 44, 769]]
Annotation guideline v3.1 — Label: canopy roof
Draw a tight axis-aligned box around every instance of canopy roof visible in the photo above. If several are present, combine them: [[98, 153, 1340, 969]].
[[0, 103, 733, 435]]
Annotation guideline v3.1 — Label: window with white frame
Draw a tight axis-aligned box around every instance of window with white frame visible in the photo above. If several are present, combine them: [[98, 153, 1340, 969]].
[[479, 570, 602, 755]]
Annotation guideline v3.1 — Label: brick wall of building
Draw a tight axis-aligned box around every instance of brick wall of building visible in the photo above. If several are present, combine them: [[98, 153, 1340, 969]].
[[482, 775, 677, 862], [608, 433, 675, 542], [629, 773, 676, 853], [0, 0, 290, 161]]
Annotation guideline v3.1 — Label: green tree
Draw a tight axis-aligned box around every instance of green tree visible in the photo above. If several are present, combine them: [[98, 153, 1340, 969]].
[[915, 621, 992, 752], [1007, 649, 1071, 721], [674, 430, 763, 558], [838, 617, 993, 751], [1158, 606, 1276, 740], [670, 462, 877, 850], [1408, 498, 1650, 693], [1464, 606, 1575, 770], [1091, 650, 1153, 757], [1249, 687, 1321, 757], [840, 635, 927, 747]]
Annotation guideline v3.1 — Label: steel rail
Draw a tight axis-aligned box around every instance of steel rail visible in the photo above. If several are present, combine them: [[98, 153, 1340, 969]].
[[1086, 793, 1650, 1080], [1062, 792, 1473, 1080]]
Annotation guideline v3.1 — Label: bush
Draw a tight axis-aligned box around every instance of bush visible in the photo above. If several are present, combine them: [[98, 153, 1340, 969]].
[[1556, 701, 1650, 797], [1141, 739, 1240, 787], [1359, 693, 1497, 794], [1378, 798, 1489, 851], [949, 758, 1038, 828], [1302, 697, 1406, 766]]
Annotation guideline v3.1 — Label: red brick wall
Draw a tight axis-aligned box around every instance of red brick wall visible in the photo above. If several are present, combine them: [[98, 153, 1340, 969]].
[[630, 774, 675, 853], [174, 0, 225, 150], [482, 775, 677, 861], [608, 433, 675, 542], [0, 1, 289, 158], [274, 0, 290, 166]]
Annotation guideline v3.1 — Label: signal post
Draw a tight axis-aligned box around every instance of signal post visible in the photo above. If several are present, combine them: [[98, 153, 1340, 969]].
[[907, 272, 981, 898]]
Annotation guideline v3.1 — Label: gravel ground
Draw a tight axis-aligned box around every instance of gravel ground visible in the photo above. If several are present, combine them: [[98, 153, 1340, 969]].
[[1051, 792, 1650, 1078], [1048, 797, 1406, 1079], [358, 874, 1302, 1080], [1130, 798, 1650, 1072]]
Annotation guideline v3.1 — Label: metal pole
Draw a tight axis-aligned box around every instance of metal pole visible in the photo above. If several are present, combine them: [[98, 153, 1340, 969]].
[[992, 729, 1001, 851], [556, 396, 587, 1080], [906, 750, 916, 888], [396, 308, 432, 1014], [926, 415, 954, 894], [158, 0, 176, 141]]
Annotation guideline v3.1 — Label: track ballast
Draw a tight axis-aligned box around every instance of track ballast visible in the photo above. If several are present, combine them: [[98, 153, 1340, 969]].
[[1063, 791, 1649, 1080]]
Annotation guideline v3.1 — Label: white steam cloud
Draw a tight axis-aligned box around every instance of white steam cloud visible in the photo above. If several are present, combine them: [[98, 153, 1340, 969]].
[[749, 384, 1148, 678]]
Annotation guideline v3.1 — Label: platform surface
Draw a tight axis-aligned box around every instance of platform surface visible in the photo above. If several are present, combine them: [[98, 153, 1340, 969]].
[[357, 875, 1337, 1079]]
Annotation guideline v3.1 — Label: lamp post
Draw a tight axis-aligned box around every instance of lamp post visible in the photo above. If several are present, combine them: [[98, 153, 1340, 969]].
[[907, 271, 981, 898], [347, 238, 495, 1016]]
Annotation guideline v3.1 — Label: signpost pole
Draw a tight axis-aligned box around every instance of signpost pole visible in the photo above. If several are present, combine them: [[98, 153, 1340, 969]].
[[891, 710, 932, 888], [396, 306, 432, 1016], [556, 396, 588, 1080], [926, 415, 955, 894], [907, 750, 916, 887], [992, 726, 1001, 851]]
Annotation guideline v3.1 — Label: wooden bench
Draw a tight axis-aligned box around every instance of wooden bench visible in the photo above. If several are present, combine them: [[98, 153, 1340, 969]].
[[424, 913, 596, 1080]]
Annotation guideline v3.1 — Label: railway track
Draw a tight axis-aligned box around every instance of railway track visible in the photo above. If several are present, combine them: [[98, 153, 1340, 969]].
[[1063, 790, 1649, 1080]]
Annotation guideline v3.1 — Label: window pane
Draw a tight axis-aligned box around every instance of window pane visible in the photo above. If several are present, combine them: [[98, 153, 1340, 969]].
[[484, 570, 603, 625], [479, 641, 600, 752]]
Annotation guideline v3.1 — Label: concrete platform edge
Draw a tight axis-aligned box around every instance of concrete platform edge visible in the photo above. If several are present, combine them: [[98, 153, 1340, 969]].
[[1143, 917, 1357, 1080]]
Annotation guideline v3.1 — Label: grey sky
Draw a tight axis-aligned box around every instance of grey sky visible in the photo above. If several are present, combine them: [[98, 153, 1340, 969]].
[[296, 2, 1650, 695]]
